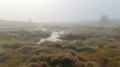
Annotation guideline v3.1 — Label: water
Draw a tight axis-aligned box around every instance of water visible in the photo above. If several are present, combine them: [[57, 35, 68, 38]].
[[41, 27, 47, 31], [37, 31, 64, 44], [37, 26, 47, 32]]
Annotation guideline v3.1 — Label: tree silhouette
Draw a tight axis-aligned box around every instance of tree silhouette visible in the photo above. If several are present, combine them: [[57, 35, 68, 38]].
[[100, 15, 109, 25]]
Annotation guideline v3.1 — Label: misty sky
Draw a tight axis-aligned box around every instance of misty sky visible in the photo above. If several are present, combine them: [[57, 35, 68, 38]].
[[0, 0, 120, 22]]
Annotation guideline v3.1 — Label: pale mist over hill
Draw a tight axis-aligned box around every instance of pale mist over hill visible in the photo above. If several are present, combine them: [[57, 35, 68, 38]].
[[0, 0, 119, 31], [0, 0, 120, 23]]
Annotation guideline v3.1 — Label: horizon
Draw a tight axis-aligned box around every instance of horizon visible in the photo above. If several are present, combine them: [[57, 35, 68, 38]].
[[0, 0, 120, 23]]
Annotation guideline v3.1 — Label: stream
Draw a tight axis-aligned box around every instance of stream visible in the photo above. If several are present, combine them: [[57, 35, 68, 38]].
[[37, 31, 64, 44]]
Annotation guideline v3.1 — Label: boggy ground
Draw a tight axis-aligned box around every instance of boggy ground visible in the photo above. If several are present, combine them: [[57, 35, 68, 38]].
[[0, 26, 119, 67]]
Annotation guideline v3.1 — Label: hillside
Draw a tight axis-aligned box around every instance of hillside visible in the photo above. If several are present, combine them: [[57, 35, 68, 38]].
[[0, 20, 39, 31]]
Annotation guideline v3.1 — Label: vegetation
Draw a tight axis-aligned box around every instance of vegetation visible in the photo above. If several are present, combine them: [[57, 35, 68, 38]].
[[0, 26, 119, 67]]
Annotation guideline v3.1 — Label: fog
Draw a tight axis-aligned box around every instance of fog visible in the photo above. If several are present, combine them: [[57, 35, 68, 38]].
[[0, 0, 120, 22]]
